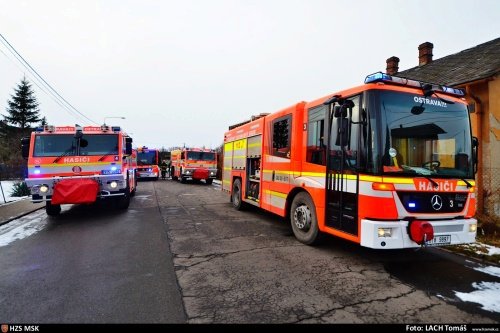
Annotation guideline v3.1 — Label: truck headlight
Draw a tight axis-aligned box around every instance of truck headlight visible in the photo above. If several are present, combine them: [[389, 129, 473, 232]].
[[378, 228, 392, 237], [469, 224, 477, 233], [110, 181, 118, 189], [40, 185, 49, 193]]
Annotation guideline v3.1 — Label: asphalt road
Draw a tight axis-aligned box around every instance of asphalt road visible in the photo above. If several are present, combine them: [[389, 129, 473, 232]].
[[0, 178, 498, 324], [0, 183, 185, 323]]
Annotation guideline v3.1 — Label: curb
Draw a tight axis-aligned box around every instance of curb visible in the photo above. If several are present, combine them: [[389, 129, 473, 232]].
[[0, 205, 45, 227]]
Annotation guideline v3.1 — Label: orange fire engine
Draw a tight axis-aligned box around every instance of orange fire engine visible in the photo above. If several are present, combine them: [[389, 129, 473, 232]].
[[223, 73, 478, 249], [170, 147, 217, 184], [21, 124, 137, 216], [136, 146, 160, 180]]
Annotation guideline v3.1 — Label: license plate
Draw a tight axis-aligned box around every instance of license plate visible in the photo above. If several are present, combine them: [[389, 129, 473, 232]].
[[428, 235, 451, 246]]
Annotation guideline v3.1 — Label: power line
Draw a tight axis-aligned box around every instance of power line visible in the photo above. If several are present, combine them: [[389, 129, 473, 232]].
[[0, 46, 82, 120], [0, 33, 98, 125]]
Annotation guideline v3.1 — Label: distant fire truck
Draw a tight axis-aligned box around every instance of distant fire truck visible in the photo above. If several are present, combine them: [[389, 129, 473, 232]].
[[21, 124, 137, 216], [170, 147, 217, 184], [223, 73, 478, 249], [136, 146, 160, 180]]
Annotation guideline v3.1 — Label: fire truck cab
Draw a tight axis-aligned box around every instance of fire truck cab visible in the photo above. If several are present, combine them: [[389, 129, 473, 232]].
[[21, 124, 137, 216], [136, 146, 160, 180]]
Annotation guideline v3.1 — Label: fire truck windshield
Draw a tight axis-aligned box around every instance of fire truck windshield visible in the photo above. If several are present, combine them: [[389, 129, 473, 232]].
[[137, 151, 158, 165], [34, 134, 118, 157], [187, 151, 215, 161], [378, 91, 473, 178]]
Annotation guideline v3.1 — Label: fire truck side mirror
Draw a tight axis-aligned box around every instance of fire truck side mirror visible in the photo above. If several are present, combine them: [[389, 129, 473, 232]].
[[472, 136, 479, 174], [21, 137, 30, 159], [125, 137, 133, 155]]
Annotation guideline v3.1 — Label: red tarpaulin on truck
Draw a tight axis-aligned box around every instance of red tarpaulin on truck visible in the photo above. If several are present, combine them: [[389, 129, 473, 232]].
[[192, 169, 209, 180], [51, 179, 99, 205]]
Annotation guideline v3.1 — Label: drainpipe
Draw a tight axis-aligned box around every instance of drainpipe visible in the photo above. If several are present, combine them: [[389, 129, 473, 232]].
[[465, 85, 483, 214]]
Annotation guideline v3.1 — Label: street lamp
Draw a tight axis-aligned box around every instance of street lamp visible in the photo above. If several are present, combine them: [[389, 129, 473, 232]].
[[103, 116, 126, 125]]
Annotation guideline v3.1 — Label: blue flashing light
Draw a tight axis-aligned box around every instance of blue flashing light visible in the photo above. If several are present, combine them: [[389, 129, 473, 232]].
[[365, 72, 391, 83], [112, 126, 121, 132], [408, 202, 416, 208], [111, 166, 117, 171], [441, 86, 465, 96], [35, 127, 43, 132], [34, 169, 41, 175]]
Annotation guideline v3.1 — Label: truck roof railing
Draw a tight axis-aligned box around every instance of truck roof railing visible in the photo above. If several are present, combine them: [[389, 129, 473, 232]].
[[365, 72, 465, 96], [228, 113, 270, 130]]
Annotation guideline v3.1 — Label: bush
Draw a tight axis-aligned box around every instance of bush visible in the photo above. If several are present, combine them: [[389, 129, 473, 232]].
[[10, 181, 30, 197]]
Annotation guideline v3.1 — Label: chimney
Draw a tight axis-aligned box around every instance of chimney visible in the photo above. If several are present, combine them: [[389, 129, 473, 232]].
[[418, 42, 433, 66], [386, 56, 400, 75]]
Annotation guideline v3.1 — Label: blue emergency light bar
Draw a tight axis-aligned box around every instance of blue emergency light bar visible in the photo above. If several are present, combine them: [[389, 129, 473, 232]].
[[364, 72, 465, 97]]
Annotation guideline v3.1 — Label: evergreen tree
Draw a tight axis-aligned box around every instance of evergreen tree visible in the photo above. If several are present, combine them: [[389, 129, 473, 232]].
[[0, 77, 42, 178], [3, 77, 41, 133]]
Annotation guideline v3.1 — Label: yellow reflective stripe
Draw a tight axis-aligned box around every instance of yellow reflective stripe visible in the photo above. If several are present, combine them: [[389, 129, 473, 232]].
[[359, 175, 382, 182], [224, 142, 234, 152], [223, 167, 231, 171], [248, 142, 261, 148], [381, 177, 415, 184], [264, 190, 287, 199], [300, 171, 325, 177], [233, 155, 246, 159], [458, 180, 475, 186], [223, 180, 230, 184]]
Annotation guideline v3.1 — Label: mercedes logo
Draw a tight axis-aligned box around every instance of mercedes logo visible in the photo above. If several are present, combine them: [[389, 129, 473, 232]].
[[431, 194, 443, 210]]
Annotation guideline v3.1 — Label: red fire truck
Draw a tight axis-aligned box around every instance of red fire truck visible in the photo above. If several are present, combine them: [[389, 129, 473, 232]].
[[21, 124, 137, 216], [136, 146, 160, 180], [170, 147, 217, 184], [223, 73, 478, 249]]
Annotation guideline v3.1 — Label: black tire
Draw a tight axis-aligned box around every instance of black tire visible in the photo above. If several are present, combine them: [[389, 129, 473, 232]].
[[206, 178, 213, 185], [117, 183, 131, 210], [290, 192, 323, 245], [180, 169, 186, 183], [46, 202, 61, 216], [130, 178, 137, 197], [171, 167, 177, 180], [231, 179, 244, 210]]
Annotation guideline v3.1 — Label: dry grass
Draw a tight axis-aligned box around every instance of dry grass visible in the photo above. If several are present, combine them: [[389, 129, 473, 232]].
[[444, 213, 500, 265]]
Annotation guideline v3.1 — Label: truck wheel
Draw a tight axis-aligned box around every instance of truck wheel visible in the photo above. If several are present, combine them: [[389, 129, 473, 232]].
[[180, 169, 186, 183], [231, 179, 244, 210], [171, 167, 177, 180], [206, 178, 213, 185], [117, 184, 130, 209], [290, 192, 323, 245], [130, 178, 137, 197], [46, 202, 61, 216]]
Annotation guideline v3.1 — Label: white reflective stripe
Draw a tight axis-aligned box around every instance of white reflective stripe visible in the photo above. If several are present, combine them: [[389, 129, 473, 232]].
[[265, 155, 290, 163], [270, 195, 286, 209], [327, 177, 357, 194], [393, 184, 416, 191], [291, 176, 324, 188]]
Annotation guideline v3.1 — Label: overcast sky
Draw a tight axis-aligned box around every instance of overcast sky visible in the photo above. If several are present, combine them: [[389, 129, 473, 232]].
[[1, 0, 499, 149]]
